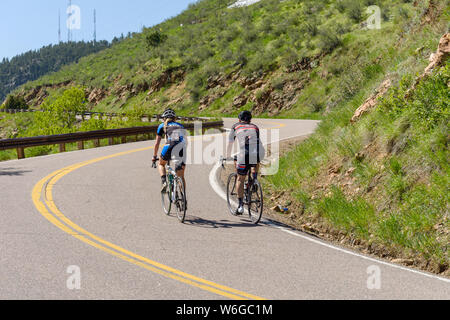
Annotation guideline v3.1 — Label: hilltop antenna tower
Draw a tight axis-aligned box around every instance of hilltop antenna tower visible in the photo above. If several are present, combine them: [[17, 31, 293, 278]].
[[58, 10, 61, 43], [67, 0, 72, 42], [93, 9, 97, 43]]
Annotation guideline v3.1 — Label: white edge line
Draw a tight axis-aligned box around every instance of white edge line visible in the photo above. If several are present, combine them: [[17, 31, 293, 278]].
[[209, 132, 450, 284]]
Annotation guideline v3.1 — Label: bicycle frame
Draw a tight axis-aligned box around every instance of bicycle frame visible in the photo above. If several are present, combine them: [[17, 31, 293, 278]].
[[166, 164, 178, 203]]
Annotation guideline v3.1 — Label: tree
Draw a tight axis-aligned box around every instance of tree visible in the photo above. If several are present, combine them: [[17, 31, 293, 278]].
[[146, 30, 168, 49], [4, 95, 28, 110]]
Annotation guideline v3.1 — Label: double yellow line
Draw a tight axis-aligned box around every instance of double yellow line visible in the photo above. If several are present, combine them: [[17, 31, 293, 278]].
[[32, 146, 265, 300]]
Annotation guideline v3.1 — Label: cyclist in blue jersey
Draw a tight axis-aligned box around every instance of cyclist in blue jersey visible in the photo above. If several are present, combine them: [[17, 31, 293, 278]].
[[152, 109, 187, 193]]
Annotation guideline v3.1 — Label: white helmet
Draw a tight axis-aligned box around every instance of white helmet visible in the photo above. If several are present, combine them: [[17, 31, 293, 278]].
[[162, 108, 176, 119]]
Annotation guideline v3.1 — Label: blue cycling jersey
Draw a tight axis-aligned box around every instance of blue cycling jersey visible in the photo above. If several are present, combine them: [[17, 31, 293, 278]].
[[157, 122, 185, 143]]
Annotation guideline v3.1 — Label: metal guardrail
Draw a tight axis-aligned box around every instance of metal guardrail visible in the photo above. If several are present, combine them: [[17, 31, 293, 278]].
[[0, 109, 208, 122], [0, 120, 223, 160]]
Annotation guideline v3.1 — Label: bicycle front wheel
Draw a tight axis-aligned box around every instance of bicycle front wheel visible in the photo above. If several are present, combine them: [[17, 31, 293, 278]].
[[161, 179, 171, 216], [248, 180, 263, 224], [174, 177, 187, 223], [226, 173, 240, 216]]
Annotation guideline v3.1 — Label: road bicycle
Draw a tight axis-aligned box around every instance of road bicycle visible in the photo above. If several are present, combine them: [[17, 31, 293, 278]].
[[220, 157, 264, 225], [152, 158, 187, 223]]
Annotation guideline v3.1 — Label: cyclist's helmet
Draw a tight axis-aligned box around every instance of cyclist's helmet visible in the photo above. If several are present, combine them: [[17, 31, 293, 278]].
[[162, 108, 176, 119], [238, 110, 252, 122]]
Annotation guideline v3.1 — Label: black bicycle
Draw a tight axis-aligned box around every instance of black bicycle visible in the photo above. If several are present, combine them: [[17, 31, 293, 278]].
[[220, 157, 264, 225], [152, 158, 187, 223]]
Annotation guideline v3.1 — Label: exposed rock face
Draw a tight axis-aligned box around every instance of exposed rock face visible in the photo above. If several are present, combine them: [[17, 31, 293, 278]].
[[17, 80, 72, 106], [405, 32, 449, 99], [351, 79, 392, 123], [88, 88, 107, 105], [232, 92, 248, 108], [426, 32, 450, 71], [147, 67, 185, 96], [198, 88, 227, 111]]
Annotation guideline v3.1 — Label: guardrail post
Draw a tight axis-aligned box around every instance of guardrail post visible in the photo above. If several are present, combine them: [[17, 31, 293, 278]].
[[93, 139, 100, 148], [121, 136, 127, 144], [59, 143, 66, 153], [77, 141, 84, 150], [17, 147, 25, 159], [109, 137, 114, 145]]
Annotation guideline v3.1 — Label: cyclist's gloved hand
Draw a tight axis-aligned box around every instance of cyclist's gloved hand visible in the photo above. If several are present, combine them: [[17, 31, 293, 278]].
[[152, 156, 158, 168]]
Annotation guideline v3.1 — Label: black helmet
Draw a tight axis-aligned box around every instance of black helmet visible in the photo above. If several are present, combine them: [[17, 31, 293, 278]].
[[162, 108, 176, 119], [238, 110, 252, 122]]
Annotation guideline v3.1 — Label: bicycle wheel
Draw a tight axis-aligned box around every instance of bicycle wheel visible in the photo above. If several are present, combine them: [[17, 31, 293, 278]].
[[226, 173, 240, 216], [161, 177, 172, 215], [248, 180, 263, 224], [174, 177, 187, 223]]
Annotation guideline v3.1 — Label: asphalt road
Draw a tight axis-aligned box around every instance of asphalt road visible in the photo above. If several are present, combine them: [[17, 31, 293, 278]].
[[0, 118, 449, 300]]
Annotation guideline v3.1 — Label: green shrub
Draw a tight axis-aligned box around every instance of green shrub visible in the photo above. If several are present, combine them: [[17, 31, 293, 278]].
[[318, 28, 343, 54], [346, 0, 363, 22], [4, 95, 28, 110], [30, 86, 87, 136], [145, 30, 168, 49]]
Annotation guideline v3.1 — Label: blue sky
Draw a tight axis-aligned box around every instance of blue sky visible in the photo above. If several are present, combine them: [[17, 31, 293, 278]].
[[1, 0, 197, 60]]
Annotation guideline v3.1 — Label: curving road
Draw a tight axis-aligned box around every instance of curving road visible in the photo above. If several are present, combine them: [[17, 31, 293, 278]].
[[0, 118, 449, 300]]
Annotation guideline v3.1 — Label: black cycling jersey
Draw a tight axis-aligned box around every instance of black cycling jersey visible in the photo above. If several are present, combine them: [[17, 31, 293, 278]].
[[229, 122, 265, 165]]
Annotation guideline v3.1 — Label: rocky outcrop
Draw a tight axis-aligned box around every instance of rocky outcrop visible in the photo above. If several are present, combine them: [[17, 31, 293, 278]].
[[351, 79, 392, 123], [147, 67, 185, 96], [232, 92, 248, 108], [17, 80, 72, 106], [88, 88, 107, 105], [405, 32, 449, 99]]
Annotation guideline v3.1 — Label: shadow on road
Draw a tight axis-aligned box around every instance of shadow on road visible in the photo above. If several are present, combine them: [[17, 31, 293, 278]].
[[0, 167, 32, 176], [183, 215, 261, 229]]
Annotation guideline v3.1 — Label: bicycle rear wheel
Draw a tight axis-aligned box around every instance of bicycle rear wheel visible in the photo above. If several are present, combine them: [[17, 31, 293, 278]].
[[226, 173, 240, 216], [248, 180, 263, 224], [174, 177, 187, 223], [161, 178, 172, 215]]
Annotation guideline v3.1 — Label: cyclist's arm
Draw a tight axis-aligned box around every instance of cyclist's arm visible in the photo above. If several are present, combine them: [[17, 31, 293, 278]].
[[154, 123, 165, 159], [154, 135, 162, 159], [226, 141, 234, 160], [226, 126, 236, 159]]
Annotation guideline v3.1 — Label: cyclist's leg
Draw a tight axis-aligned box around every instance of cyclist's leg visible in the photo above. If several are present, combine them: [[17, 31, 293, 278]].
[[159, 145, 171, 187], [175, 163, 186, 190], [173, 141, 187, 189], [158, 158, 168, 177], [251, 163, 260, 181], [236, 163, 249, 200]]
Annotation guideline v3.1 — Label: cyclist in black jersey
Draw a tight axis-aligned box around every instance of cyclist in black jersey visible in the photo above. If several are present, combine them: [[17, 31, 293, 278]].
[[226, 111, 265, 215]]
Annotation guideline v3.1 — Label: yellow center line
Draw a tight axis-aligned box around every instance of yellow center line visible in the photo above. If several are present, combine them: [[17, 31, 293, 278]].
[[32, 142, 266, 300]]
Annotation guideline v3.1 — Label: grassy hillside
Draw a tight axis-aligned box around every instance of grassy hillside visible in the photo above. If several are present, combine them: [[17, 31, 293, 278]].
[[12, 0, 445, 120], [266, 59, 449, 274]]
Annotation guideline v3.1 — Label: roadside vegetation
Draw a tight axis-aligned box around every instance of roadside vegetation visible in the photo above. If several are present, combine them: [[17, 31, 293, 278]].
[[0, 87, 156, 161], [265, 60, 449, 274]]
